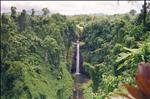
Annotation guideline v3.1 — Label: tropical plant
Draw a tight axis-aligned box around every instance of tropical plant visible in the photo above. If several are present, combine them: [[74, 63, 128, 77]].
[[111, 63, 150, 99]]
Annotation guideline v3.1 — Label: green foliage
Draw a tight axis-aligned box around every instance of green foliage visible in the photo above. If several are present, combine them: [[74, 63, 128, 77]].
[[1, 6, 150, 99], [1, 10, 76, 99], [80, 12, 150, 98], [82, 80, 93, 99], [113, 43, 123, 55]]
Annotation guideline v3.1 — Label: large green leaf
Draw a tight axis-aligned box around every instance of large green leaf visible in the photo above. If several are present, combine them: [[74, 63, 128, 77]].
[[116, 52, 131, 63]]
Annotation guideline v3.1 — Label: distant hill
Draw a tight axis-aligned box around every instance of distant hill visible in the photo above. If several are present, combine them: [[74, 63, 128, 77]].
[[2, 10, 106, 16], [1, 10, 44, 16], [90, 13, 105, 16]]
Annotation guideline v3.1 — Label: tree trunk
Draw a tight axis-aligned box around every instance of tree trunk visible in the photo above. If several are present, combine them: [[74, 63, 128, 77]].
[[143, 0, 147, 25]]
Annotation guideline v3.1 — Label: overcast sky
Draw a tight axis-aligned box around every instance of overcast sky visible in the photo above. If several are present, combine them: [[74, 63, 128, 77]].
[[1, 1, 146, 15]]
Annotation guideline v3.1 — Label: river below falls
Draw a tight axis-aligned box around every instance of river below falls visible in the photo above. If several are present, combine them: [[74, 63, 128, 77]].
[[71, 74, 90, 99]]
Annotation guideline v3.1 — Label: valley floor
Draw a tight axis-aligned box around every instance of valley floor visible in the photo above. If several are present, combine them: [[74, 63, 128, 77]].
[[72, 74, 90, 99]]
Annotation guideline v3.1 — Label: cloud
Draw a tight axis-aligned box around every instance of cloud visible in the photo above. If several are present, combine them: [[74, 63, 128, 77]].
[[1, 1, 145, 15]]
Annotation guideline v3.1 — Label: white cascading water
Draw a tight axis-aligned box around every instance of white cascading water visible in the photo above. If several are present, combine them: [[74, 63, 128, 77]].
[[75, 40, 80, 75]]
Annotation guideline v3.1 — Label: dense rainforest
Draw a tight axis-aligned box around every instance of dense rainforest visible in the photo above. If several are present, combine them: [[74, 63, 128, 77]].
[[1, 3, 150, 99]]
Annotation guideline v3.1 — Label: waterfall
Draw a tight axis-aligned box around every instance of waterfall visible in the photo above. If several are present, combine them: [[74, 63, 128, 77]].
[[75, 40, 80, 75], [76, 89, 79, 98]]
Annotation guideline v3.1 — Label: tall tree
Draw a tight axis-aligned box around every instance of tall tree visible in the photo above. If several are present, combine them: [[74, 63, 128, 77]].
[[11, 6, 17, 21], [118, 0, 148, 25], [1, 13, 9, 24], [143, 0, 147, 25], [18, 9, 26, 31], [42, 8, 50, 16], [129, 9, 137, 16], [31, 9, 35, 17]]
